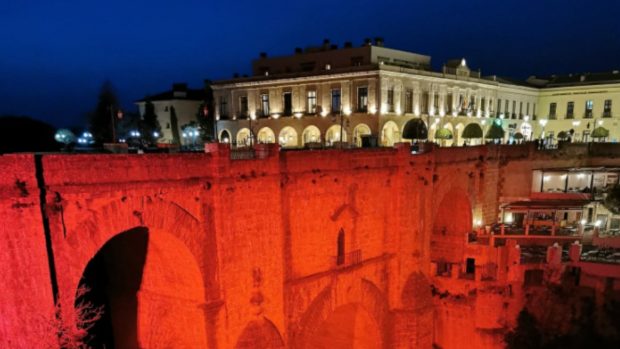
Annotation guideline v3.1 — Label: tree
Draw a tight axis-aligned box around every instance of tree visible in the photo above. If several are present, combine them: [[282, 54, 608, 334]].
[[89, 80, 120, 144], [434, 128, 453, 140], [558, 131, 568, 141], [505, 309, 542, 349], [402, 119, 428, 140], [195, 81, 215, 142], [140, 101, 161, 145], [592, 126, 609, 140], [169, 106, 181, 145], [0, 116, 60, 153], [35, 286, 103, 349], [462, 123, 483, 139], [486, 120, 505, 140]]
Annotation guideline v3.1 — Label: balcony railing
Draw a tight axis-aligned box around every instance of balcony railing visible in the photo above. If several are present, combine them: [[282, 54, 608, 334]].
[[333, 249, 362, 268], [230, 148, 256, 160]]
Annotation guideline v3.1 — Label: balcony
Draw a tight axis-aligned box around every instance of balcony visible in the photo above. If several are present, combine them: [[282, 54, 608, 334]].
[[332, 249, 362, 268]]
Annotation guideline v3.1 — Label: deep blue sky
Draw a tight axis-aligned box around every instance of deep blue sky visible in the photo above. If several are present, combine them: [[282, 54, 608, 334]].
[[1, 0, 619, 128]]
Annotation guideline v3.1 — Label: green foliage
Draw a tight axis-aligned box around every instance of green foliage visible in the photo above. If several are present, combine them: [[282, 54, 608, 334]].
[[462, 123, 483, 138], [558, 131, 568, 140], [89, 80, 119, 144], [140, 101, 161, 145], [194, 81, 215, 141], [603, 184, 620, 214], [505, 310, 542, 349], [514, 132, 524, 140], [592, 126, 609, 139], [402, 119, 428, 140], [169, 106, 181, 145], [195, 101, 214, 141], [486, 122, 505, 139], [434, 127, 453, 140]]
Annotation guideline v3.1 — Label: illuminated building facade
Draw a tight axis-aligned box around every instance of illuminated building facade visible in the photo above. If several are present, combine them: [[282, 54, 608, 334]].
[[212, 39, 620, 148]]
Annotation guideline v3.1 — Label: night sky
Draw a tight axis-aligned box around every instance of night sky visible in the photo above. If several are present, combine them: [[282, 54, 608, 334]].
[[1, 0, 619, 128]]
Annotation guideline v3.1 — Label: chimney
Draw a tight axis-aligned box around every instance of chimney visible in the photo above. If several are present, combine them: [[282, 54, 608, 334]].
[[323, 38, 330, 50], [330, 44, 338, 50], [344, 41, 352, 48], [363, 38, 372, 46], [374, 37, 384, 47], [294, 47, 303, 54], [259, 52, 267, 58]]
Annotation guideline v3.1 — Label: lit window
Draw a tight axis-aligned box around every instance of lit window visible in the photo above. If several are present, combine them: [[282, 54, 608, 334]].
[[357, 87, 368, 112], [585, 100, 593, 118], [307, 90, 317, 113], [331, 89, 341, 113], [261, 94, 269, 117]]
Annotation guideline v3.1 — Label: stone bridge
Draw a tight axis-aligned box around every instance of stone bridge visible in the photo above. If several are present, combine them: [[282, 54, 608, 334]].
[[2, 142, 618, 348]]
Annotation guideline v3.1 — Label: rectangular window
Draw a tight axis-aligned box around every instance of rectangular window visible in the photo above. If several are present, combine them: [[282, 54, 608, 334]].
[[387, 88, 394, 112], [469, 96, 475, 113], [219, 96, 228, 117], [331, 89, 341, 113], [585, 100, 593, 118], [447, 93, 453, 113], [497, 98, 502, 116], [567, 101, 574, 119], [283, 92, 292, 116], [307, 90, 317, 113], [505, 100, 509, 115], [239, 96, 248, 117], [512, 101, 516, 119], [260, 94, 270, 117], [519, 101, 523, 119], [481, 97, 486, 112], [604, 99, 612, 117], [533, 103, 537, 119], [434, 94, 440, 110], [405, 89, 413, 113], [549, 103, 557, 119], [357, 87, 368, 112], [422, 92, 429, 114]]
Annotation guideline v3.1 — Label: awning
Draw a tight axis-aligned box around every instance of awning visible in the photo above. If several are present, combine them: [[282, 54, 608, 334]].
[[502, 199, 591, 211]]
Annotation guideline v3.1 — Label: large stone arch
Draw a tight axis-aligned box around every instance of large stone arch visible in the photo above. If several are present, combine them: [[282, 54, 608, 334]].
[[55, 197, 215, 348], [235, 317, 285, 349], [294, 279, 389, 349], [431, 183, 473, 263]]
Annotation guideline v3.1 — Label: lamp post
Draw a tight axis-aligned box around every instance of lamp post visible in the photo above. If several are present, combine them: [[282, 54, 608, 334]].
[[538, 119, 548, 139], [109, 106, 123, 143]]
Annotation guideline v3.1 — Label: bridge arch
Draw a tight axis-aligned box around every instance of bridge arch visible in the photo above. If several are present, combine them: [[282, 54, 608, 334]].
[[234, 317, 285, 349], [295, 279, 389, 349], [431, 184, 473, 263], [58, 197, 213, 348]]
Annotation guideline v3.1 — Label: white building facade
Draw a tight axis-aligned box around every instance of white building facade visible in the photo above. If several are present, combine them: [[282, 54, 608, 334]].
[[212, 40, 619, 148]]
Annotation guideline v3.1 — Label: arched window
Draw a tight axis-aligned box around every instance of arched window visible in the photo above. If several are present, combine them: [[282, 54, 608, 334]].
[[337, 229, 345, 265]]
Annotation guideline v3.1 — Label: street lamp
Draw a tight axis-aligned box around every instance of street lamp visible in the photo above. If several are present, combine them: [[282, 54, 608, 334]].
[[538, 119, 548, 139]]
